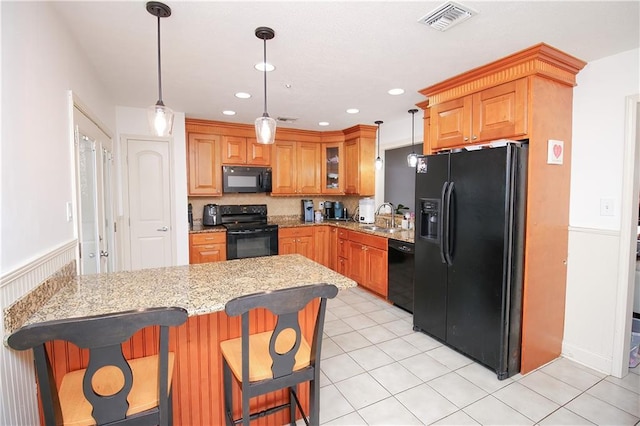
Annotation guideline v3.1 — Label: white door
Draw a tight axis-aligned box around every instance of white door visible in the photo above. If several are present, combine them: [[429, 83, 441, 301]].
[[74, 107, 115, 274], [124, 137, 175, 270]]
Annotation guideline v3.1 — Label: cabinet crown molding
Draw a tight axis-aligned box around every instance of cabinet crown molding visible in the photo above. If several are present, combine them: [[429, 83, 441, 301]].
[[419, 43, 587, 106], [186, 119, 378, 142]]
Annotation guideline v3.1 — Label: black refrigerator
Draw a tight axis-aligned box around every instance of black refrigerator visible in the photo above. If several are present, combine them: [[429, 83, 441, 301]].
[[413, 143, 527, 380]]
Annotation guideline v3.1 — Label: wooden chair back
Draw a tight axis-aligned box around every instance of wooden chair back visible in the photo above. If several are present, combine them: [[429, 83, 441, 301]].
[[7, 306, 188, 426]]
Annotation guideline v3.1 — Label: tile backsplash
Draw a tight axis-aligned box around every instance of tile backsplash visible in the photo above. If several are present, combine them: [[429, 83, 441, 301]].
[[188, 194, 363, 222]]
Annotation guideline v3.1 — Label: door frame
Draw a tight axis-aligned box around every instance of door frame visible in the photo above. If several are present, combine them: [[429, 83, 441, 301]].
[[119, 134, 177, 270], [613, 94, 640, 377], [69, 91, 117, 273]]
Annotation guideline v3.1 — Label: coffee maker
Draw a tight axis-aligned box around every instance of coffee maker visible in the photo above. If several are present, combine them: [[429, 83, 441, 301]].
[[301, 199, 314, 222], [324, 201, 334, 219]]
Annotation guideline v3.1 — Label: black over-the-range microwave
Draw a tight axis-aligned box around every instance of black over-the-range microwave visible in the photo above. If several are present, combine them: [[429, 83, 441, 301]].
[[222, 166, 272, 193]]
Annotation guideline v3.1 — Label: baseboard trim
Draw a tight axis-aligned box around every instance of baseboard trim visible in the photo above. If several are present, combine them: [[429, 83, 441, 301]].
[[568, 226, 620, 237], [562, 341, 612, 375]]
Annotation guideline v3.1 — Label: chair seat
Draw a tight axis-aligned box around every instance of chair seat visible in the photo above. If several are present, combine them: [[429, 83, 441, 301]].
[[58, 353, 175, 426], [221, 330, 311, 382]]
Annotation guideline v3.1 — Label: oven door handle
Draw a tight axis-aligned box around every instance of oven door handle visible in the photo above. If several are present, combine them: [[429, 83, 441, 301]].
[[227, 228, 275, 235]]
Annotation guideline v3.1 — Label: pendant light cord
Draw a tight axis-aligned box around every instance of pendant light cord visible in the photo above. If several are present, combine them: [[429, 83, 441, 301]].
[[156, 14, 163, 104], [262, 37, 268, 116], [411, 111, 415, 154]]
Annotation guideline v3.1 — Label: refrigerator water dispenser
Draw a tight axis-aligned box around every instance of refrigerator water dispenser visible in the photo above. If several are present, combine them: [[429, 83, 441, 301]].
[[419, 198, 439, 242]]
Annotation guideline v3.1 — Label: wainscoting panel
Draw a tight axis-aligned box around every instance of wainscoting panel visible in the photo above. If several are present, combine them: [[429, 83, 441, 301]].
[[1, 240, 77, 426], [563, 227, 620, 374]]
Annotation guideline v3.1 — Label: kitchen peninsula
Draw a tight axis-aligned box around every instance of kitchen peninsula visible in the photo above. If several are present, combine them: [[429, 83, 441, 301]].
[[5, 254, 356, 426]]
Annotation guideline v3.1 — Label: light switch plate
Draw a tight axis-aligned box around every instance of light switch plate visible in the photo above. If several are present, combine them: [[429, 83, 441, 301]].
[[66, 202, 73, 222], [600, 198, 614, 216]]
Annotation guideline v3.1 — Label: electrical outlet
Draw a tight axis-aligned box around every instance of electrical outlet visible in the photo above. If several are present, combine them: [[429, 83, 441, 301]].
[[600, 198, 614, 216]]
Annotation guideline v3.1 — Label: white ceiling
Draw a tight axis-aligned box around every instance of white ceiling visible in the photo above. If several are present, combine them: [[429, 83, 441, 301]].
[[52, 1, 640, 133]]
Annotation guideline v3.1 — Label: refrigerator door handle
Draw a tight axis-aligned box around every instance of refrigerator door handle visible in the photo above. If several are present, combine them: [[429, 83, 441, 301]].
[[444, 181, 455, 265], [439, 181, 448, 264]]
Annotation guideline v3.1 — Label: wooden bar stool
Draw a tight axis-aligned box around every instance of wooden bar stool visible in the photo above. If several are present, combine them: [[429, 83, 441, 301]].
[[7, 306, 188, 426], [220, 283, 338, 426]]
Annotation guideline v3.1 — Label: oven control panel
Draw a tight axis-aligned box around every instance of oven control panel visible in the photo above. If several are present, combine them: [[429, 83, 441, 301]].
[[220, 204, 267, 216]]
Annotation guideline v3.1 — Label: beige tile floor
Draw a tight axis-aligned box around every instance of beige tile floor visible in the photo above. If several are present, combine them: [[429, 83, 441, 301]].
[[316, 287, 640, 425]]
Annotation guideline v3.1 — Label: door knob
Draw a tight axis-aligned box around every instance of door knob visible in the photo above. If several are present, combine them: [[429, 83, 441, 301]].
[[88, 253, 95, 258], [157, 226, 168, 231]]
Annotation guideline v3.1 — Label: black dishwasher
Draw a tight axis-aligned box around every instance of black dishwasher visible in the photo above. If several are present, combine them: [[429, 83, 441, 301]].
[[388, 239, 415, 313]]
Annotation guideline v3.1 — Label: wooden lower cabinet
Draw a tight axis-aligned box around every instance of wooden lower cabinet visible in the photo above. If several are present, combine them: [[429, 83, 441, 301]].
[[278, 227, 314, 259], [336, 229, 349, 276], [312, 226, 330, 267], [44, 303, 319, 426], [328, 227, 339, 271], [189, 232, 226, 264], [337, 229, 388, 297]]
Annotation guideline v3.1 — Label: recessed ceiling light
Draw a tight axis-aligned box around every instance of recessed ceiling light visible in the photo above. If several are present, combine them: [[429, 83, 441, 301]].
[[254, 62, 275, 72], [222, 110, 236, 116], [388, 88, 405, 95], [235, 92, 251, 99], [346, 108, 359, 114], [318, 121, 329, 126]]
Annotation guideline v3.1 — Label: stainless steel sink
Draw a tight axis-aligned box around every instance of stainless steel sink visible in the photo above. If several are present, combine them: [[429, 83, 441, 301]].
[[360, 225, 400, 234]]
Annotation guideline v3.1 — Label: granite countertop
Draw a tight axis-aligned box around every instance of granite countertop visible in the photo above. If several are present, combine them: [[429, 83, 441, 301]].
[[190, 217, 415, 243], [10, 254, 356, 333]]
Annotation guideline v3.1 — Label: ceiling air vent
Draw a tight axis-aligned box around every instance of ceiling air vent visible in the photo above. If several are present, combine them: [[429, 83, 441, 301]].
[[418, 1, 477, 32], [276, 116, 298, 123]]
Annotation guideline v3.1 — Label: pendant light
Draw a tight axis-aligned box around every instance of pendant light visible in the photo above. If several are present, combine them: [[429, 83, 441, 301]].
[[407, 109, 419, 167], [146, 2, 174, 137], [375, 120, 384, 170], [255, 27, 276, 144]]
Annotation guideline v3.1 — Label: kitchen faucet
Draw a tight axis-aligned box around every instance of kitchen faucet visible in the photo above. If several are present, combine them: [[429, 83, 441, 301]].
[[376, 202, 395, 228]]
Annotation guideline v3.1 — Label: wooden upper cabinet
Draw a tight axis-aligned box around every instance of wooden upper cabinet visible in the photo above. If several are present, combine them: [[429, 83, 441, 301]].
[[321, 142, 344, 194], [272, 141, 320, 195], [272, 141, 297, 194], [430, 79, 528, 150], [187, 133, 222, 196], [222, 135, 271, 166], [344, 137, 375, 196], [474, 79, 528, 142], [297, 142, 321, 194], [423, 115, 431, 155]]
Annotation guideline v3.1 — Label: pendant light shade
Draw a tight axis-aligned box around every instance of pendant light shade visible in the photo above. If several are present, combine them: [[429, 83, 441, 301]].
[[146, 2, 173, 137], [255, 27, 276, 144], [407, 109, 419, 167], [375, 120, 384, 170]]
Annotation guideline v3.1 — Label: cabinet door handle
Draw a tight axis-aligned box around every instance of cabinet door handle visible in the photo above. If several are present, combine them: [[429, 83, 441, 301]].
[[472, 135, 477, 140], [464, 137, 469, 141]]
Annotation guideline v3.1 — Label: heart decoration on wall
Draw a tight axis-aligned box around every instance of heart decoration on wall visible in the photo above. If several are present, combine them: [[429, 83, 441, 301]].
[[547, 140, 564, 165]]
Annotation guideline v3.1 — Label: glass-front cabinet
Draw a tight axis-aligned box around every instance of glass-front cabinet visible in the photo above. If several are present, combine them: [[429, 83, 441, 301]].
[[321, 142, 344, 194]]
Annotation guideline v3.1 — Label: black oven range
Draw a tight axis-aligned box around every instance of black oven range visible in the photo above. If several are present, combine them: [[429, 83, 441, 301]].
[[219, 204, 278, 260]]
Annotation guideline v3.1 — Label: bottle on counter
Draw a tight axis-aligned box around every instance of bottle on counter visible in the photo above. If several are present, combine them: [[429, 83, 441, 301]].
[[401, 212, 410, 229]]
